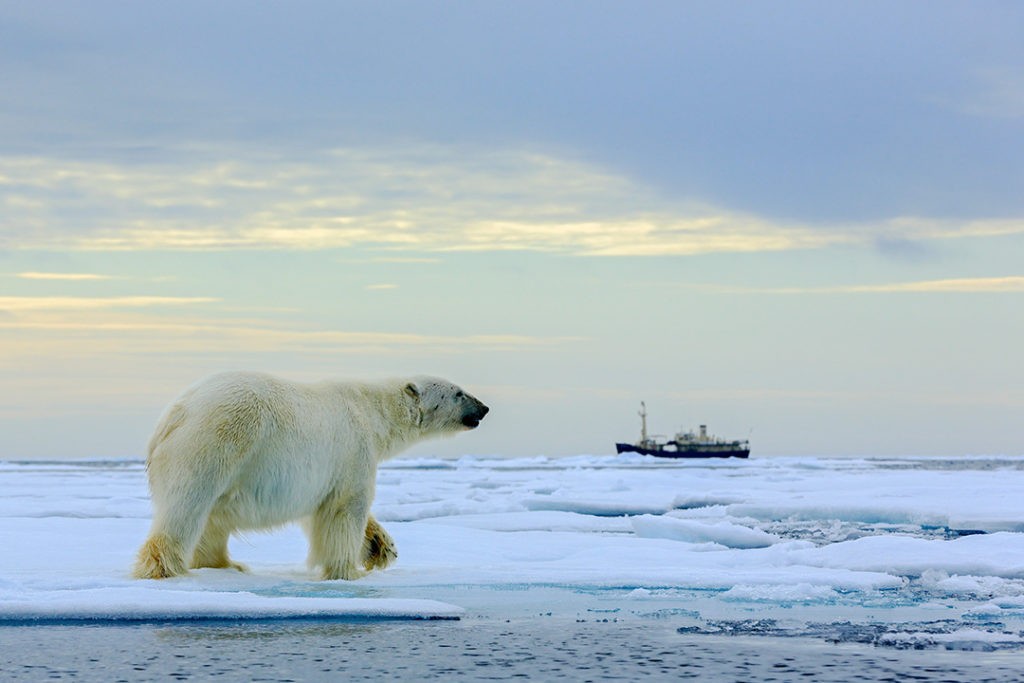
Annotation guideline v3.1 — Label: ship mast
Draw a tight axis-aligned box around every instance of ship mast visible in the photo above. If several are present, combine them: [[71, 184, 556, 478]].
[[639, 401, 648, 444]]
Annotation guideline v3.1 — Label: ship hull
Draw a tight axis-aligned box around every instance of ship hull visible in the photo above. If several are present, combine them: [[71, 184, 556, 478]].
[[615, 443, 750, 459]]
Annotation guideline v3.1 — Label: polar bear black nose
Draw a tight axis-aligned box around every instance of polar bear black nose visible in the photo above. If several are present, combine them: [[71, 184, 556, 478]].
[[461, 402, 489, 429]]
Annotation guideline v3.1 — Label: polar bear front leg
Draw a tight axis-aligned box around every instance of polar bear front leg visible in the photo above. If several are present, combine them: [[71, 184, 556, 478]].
[[362, 514, 398, 571], [308, 494, 372, 581]]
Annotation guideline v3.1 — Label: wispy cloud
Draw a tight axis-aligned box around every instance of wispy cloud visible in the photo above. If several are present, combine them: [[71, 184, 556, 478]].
[[4, 147, 1021, 259], [665, 386, 1024, 408], [847, 276, 1024, 293], [0, 306, 582, 365], [459, 217, 840, 256], [0, 296, 219, 312], [954, 68, 1024, 120], [14, 272, 117, 281], [343, 257, 442, 264], [686, 276, 1024, 295]]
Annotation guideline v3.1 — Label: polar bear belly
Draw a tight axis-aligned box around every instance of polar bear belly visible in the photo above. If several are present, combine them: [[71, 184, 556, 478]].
[[211, 442, 346, 530]]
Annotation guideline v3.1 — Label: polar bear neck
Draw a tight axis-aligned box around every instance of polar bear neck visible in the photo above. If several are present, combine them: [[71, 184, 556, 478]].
[[322, 381, 424, 463]]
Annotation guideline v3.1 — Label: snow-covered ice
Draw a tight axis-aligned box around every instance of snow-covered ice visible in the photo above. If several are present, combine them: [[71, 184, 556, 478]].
[[2, 454, 1023, 649]]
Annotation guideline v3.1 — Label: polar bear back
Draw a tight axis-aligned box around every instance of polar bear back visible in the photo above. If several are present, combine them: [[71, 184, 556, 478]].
[[148, 371, 412, 461]]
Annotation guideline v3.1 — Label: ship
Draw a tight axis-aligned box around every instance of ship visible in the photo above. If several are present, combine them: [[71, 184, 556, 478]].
[[615, 402, 750, 459]]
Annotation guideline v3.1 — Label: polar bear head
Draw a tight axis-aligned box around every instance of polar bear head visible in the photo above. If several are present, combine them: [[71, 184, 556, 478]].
[[405, 377, 489, 434]]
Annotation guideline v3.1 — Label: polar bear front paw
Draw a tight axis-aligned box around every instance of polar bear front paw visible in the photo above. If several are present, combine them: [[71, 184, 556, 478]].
[[362, 516, 398, 571]]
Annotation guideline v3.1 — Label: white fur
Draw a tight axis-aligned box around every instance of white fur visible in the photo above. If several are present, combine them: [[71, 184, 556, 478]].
[[133, 371, 488, 581]]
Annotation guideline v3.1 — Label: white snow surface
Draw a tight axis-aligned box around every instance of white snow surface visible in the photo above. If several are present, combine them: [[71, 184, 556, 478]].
[[2, 454, 1024, 638]]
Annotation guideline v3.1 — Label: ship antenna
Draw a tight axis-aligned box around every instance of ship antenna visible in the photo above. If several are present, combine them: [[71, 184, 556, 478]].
[[639, 401, 648, 444]]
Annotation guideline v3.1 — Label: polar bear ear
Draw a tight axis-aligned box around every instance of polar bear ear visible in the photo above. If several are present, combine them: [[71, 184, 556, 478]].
[[404, 382, 420, 400]]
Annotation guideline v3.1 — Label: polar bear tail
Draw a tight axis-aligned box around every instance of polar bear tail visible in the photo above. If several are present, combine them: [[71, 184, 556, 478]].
[[146, 403, 187, 464]]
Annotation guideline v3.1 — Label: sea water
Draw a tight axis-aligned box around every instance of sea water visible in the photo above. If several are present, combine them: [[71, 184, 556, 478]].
[[3, 619, 1023, 682]]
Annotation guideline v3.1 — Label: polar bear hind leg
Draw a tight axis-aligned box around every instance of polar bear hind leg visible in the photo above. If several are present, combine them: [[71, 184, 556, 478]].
[[134, 449, 240, 579], [191, 516, 248, 572], [134, 496, 222, 578]]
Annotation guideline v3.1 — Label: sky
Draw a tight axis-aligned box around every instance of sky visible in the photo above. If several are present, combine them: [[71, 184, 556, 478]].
[[1, 1, 1022, 459]]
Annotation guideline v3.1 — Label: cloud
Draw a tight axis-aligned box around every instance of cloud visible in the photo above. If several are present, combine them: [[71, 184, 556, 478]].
[[343, 257, 442, 264], [665, 386, 1024, 408], [847, 276, 1024, 293], [0, 304, 582, 365], [459, 217, 840, 256], [14, 272, 117, 281], [2, 146, 1022, 258], [0, 326, 580, 369], [0, 296, 219, 312], [688, 276, 1024, 295], [954, 68, 1024, 120], [883, 216, 1024, 241]]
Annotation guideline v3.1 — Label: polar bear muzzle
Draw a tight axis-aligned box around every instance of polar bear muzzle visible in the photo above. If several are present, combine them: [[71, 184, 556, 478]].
[[461, 399, 489, 429]]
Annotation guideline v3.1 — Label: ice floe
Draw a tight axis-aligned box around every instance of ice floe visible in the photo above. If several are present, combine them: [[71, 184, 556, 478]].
[[1, 454, 1023, 646]]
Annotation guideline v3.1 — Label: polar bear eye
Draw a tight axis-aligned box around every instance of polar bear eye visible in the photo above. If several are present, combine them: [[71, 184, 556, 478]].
[[455, 391, 464, 398]]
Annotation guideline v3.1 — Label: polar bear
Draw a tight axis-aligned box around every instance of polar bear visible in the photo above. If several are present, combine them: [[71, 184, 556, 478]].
[[133, 371, 489, 581]]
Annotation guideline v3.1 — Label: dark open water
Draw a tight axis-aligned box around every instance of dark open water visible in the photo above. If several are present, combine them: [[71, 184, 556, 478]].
[[2, 618, 1021, 682]]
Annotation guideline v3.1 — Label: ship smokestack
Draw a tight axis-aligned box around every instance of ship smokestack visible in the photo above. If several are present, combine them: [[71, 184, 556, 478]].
[[699, 425, 707, 440]]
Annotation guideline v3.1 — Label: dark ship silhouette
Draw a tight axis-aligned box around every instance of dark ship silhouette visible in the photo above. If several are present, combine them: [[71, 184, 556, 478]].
[[616, 402, 750, 459]]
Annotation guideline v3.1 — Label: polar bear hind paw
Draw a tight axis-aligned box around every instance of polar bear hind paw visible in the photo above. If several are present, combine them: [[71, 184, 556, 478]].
[[193, 559, 249, 573], [133, 533, 189, 579]]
